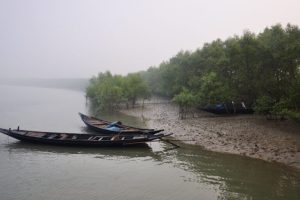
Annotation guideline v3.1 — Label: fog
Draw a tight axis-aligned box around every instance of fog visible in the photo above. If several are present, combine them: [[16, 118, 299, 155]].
[[0, 0, 299, 78]]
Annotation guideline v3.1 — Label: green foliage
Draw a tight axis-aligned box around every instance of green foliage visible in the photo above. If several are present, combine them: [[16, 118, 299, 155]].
[[285, 111, 300, 122], [196, 72, 232, 105], [123, 74, 151, 107], [88, 24, 300, 120], [173, 89, 196, 107], [173, 89, 197, 119], [287, 72, 300, 111], [86, 72, 150, 111], [254, 96, 275, 115], [140, 67, 163, 95], [140, 23, 300, 120]]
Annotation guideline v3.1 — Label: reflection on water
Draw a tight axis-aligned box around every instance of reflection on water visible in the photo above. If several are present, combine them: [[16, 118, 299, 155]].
[[0, 85, 299, 200], [1, 137, 299, 200], [169, 145, 300, 200], [4, 141, 157, 159]]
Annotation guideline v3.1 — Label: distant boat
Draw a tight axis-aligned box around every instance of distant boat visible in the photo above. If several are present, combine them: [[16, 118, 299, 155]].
[[79, 112, 164, 135], [201, 102, 254, 114], [0, 128, 171, 147]]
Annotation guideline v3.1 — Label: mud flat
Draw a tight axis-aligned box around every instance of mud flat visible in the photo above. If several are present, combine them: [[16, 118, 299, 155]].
[[120, 98, 300, 170]]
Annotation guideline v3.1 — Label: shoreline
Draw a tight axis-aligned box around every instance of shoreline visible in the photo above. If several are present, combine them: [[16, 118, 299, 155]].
[[120, 98, 300, 170]]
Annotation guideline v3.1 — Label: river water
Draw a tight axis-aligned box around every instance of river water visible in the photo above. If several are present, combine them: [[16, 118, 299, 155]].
[[0, 85, 299, 200]]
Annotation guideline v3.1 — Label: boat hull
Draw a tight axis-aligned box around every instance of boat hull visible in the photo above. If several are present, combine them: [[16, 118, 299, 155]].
[[0, 128, 169, 147], [79, 113, 164, 135]]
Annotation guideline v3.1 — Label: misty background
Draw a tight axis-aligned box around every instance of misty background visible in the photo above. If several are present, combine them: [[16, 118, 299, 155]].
[[0, 0, 300, 80]]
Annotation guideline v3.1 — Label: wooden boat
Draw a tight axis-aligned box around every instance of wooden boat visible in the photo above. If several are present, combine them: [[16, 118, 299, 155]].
[[201, 102, 254, 114], [79, 112, 164, 135], [0, 128, 171, 147]]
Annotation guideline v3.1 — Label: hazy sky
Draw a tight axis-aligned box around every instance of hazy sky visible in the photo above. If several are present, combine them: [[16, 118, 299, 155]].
[[0, 0, 299, 78]]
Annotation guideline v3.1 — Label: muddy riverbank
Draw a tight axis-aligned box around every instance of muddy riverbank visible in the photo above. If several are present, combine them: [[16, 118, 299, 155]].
[[120, 98, 300, 170]]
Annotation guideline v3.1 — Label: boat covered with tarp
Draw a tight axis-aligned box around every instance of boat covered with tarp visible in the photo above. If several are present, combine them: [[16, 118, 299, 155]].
[[201, 102, 254, 114]]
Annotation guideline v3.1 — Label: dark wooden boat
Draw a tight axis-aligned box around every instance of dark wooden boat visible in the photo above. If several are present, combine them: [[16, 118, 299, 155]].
[[0, 128, 171, 147], [79, 113, 164, 135], [201, 102, 254, 114]]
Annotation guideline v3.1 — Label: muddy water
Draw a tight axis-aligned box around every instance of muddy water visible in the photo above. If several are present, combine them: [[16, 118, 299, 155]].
[[0, 85, 299, 200]]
